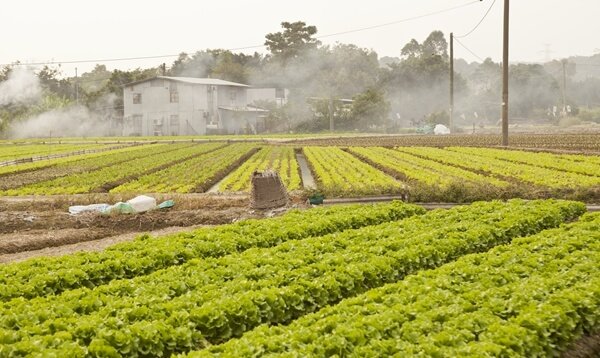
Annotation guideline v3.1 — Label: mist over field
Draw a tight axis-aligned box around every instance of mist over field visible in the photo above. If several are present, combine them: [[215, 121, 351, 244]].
[[0, 67, 41, 106], [1, 17, 600, 138]]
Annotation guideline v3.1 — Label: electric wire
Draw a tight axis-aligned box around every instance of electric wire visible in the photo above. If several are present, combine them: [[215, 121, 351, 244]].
[[1, 0, 480, 67], [455, 0, 497, 38], [316, 1, 480, 39], [454, 37, 485, 62]]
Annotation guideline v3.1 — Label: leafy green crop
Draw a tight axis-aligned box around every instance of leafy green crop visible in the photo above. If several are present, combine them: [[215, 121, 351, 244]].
[[448, 146, 600, 177], [1, 143, 223, 195], [111, 143, 258, 193], [219, 146, 301, 192], [0, 201, 424, 301], [190, 211, 599, 358], [398, 147, 600, 189], [304, 146, 404, 196], [0, 200, 584, 357]]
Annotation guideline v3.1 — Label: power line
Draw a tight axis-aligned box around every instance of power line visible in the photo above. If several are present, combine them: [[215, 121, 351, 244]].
[[573, 62, 600, 67], [316, 1, 480, 39], [2, 0, 480, 67], [455, 0, 497, 39], [454, 37, 485, 62]]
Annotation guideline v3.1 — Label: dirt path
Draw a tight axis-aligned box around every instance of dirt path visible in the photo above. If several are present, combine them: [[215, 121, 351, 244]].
[[0, 225, 208, 263], [296, 152, 316, 189]]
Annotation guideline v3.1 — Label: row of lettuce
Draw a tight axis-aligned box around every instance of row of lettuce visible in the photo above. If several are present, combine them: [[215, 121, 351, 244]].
[[0, 199, 594, 357], [192, 209, 600, 357], [0, 201, 422, 301], [1, 141, 599, 198]]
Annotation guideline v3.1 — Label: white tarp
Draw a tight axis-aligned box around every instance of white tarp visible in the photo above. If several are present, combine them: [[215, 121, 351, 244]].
[[69, 195, 159, 215], [434, 124, 451, 135]]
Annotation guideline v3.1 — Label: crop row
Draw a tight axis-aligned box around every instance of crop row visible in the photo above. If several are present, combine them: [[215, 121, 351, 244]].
[[0, 143, 159, 176], [0, 143, 172, 190], [448, 146, 600, 177], [196, 211, 600, 357], [0, 200, 584, 357], [289, 133, 600, 150], [111, 143, 257, 193], [0, 201, 423, 301], [0, 143, 114, 162], [349, 146, 508, 188], [304, 146, 403, 196], [0, 143, 222, 195], [397, 147, 600, 189], [218, 146, 301, 192]]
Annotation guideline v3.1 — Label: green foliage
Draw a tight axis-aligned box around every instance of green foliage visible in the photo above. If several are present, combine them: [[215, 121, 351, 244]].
[[350, 88, 391, 129], [0, 143, 207, 195], [179, 200, 588, 357], [509, 63, 561, 118], [0, 200, 584, 356], [111, 143, 257, 193], [264, 21, 321, 62], [303, 146, 404, 196], [0, 201, 423, 302], [424, 110, 449, 126], [577, 107, 600, 123], [399, 147, 600, 190], [218, 146, 301, 192]]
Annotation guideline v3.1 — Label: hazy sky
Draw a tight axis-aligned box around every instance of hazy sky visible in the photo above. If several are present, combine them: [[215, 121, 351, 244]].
[[1, 0, 599, 76]]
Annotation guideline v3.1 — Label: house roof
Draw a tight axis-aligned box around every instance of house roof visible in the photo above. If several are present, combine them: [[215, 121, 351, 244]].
[[123, 76, 250, 88], [218, 106, 269, 112]]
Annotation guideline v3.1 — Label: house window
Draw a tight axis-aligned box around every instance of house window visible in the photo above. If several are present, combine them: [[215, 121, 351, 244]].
[[133, 93, 142, 104], [170, 114, 179, 126], [229, 90, 237, 101]]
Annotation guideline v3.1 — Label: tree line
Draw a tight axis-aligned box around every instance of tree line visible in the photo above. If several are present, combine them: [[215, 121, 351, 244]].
[[2, 21, 600, 135]]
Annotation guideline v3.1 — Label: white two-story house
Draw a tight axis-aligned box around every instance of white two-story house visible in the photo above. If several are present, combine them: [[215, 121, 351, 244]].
[[122, 76, 269, 136]]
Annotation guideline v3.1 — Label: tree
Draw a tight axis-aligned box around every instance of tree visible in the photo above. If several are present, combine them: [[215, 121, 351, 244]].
[[400, 39, 422, 59], [350, 88, 390, 129], [421, 30, 448, 59], [380, 31, 457, 124], [509, 63, 560, 118], [265, 21, 321, 62]]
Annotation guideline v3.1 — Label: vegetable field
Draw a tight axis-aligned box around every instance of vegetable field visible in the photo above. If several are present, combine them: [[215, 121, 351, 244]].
[[0, 199, 597, 357], [303, 146, 404, 196], [218, 146, 302, 192], [0, 140, 599, 201]]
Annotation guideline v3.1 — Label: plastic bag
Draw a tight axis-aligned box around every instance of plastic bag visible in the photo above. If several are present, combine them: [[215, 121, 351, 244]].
[[102, 202, 136, 214], [69, 204, 111, 215], [127, 195, 157, 213]]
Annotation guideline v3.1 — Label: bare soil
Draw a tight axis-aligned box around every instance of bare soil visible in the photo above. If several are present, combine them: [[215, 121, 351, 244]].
[[0, 225, 209, 263], [0, 193, 308, 260], [563, 332, 600, 358]]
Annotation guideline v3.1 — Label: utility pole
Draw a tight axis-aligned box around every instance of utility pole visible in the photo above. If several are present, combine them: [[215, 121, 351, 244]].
[[501, 0, 509, 146], [561, 59, 567, 115], [329, 97, 334, 132], [449, 32, 454, 132], [75, 67, 79, 106]]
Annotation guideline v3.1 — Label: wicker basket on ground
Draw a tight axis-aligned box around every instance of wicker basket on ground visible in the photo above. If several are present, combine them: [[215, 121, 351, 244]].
[[250, 170, 288, 209]]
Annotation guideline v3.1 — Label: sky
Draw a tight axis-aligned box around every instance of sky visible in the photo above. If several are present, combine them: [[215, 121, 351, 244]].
[[1, 0, 599, 77]]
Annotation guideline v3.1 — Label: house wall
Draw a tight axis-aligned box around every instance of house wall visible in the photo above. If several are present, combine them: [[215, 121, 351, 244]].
[[123, 79, 210, 136], [246, 88, 289, 106], [123, 79, 259, 136], [216, 85, 247, 108]]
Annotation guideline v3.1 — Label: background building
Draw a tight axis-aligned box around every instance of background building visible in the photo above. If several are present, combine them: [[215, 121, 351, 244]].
[[122, 76, 272, 136]]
